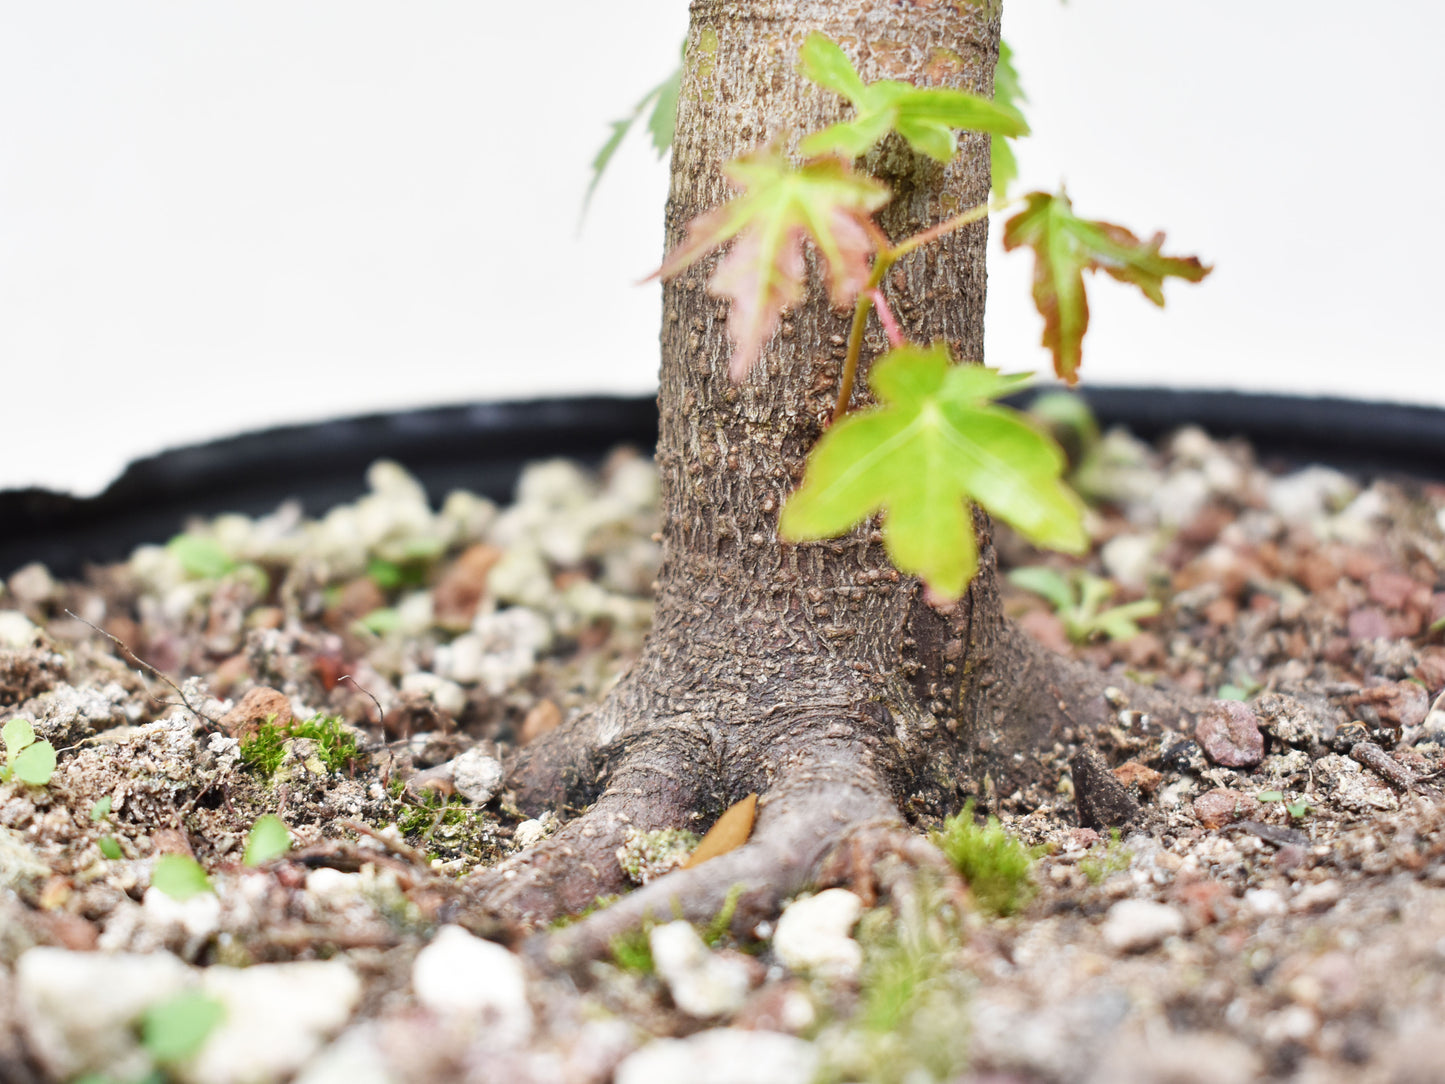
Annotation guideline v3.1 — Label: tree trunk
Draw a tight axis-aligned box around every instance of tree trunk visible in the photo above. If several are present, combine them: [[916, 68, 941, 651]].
[[466, 0, 1195, 947]]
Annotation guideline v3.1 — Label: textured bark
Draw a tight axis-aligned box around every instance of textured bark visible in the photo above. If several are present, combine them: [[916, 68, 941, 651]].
[[466, 0, 1199, 939]]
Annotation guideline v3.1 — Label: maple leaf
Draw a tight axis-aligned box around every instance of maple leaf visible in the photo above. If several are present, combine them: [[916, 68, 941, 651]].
[[990, 40, 1027, 200], [797, 33, 1028, 164], [779, 342, 1086, 599], [1002, 191, 1212, 384], [583, 57, 681, 216], [653, 148, 890, 380]]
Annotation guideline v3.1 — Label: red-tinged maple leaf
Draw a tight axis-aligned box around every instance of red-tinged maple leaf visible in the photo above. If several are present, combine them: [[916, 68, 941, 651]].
[[1002, 191, 1211, 384], [652, 148, 890, 380]]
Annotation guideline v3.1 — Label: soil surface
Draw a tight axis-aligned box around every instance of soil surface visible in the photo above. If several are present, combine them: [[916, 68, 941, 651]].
[[3, 410, 1445, 1084]]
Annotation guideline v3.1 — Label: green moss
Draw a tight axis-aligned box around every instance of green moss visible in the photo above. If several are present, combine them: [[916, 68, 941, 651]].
[[239, 714, 361, 778], [1079, 829, 1132, 884], [931, 801, 1040, 917], [609, 925, 655, 973], [817, 882, 971, 1084]]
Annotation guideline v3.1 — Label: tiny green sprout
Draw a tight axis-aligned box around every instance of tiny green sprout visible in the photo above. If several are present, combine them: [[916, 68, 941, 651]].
[[90, 795, 113, 821], [151, 854, 213, 901], [609, 924, 656, 974], [931, 800, 1040, 917], [356, 607, 403, 636], [1008, 566, 1161, 644], [166, 533, 236, 580], [1258, 790, 1312, 820], [142, 991, 225, 1063], [243, 815, 291, 867], [98, 837, 123, 861], [1079, 831, 1132, 884], [2, 717, 57, 786]]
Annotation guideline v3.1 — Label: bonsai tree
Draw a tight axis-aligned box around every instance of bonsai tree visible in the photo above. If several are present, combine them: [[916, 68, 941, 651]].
[[469, 0, 1206, 952]]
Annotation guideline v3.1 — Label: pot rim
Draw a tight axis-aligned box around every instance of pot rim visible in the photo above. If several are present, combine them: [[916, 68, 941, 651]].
[[3, 388, 1440, 579]]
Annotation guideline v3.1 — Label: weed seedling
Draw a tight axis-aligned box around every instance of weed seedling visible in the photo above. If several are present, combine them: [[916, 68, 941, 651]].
[[1079, 829, 1132, 884], [1008, 566, 1161, 644], [1, 717, 56, 786], [931, 801, 1040, 917], [1257, 790, 1312, 820]]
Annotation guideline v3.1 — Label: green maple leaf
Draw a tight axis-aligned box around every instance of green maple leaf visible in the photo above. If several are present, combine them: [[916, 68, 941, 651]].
[[654, 148, 890, 379], [779, 342, 1087, 599], [797, 33, 1028, 163], [990, 40, 1027, 200], [1002, 190, 1212, 384], [583, 56, 681, 216]]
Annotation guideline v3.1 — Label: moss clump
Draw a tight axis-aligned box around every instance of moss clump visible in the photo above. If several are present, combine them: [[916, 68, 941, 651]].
[[931, 801, 1039, 917], [239, 714, 361, 778], [817, 882, 971, 1084], [1079, 829, 1132, 884], [616, 827, 700, 885]]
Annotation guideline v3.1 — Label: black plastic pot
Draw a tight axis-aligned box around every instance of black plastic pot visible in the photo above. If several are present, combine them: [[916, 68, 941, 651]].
[[4, 388, 1443, 580]]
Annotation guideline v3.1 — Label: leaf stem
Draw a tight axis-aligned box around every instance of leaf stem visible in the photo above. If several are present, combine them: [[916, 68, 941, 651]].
[[832, 200, 1001, 423]]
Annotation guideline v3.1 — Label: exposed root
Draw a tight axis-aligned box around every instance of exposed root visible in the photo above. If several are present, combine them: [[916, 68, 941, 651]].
[[533, 745, 900, 970]]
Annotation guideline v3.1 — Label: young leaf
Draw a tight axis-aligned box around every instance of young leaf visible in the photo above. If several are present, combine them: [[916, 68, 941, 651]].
[[243, 814, 291, 867], [90, 795, 113, 822], [1002, 191, 1211, 384], [798, 33, 1028, 163], [653, 148, 890, 379], [990, 40, 1027, 200], [583, 54, 682, 215], [3, 716, 36, 756], [151, 854, 213, 901], [1006, 567, 1074, 612], [142, 992, 225, 1063], [98, 836, 123, 860], [779, 343, 1086, 599], [12, 740, 56, 786]]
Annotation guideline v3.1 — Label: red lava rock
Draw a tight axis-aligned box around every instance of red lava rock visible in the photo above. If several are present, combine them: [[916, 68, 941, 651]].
[[520, 699, 563, 745], [151, 827, 195, 858], [1346, 681, 1429, 732], [1192, 787, 1259, 829], [1341, 547, 1386, 582], [1195, 700, 1264, 768], [1368, 570, 1428, 611], [1111, 761, 1164, 798], [433, 543, 503, 631], [1067, 828, 1101, 849], [1203, 596, 1238, 628], [220, 685, 293, 739], [1170, 878, 1235, 928], [1117, 631, 1165, 669], [1416, 646, 1445, 691], [1292, 550, 1341, 594], [323, 576, 387, 631], [1346, 607, 1393, 642]]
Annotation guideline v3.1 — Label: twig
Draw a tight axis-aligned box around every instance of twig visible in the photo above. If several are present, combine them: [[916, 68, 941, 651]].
[[338, 674, 385, 726], [64, 609, 221, 726], [340, 818, 433, 868], [1349, 741, 1422, 791]]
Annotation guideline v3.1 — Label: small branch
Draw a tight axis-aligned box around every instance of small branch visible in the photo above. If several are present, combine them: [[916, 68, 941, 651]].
[[888, 201, 992, 263], [833, 257, 893, 424], [65, 609, 221, 725]]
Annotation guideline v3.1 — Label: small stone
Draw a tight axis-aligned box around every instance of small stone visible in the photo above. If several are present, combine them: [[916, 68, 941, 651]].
[[450, 745, 505, 805], [614, 1029, 818, 1084], [1100, 533, 1158, 591], [1101, 899, 1185, 953], [1346, 681, 1429, 733], [773, 889, 864, 979], [412, 925, 531, 1042], [1071, 748, 1143, 830], [291, 1024, 399, 1084], [1254, 692, 1329, 748], [520, 699, 563, 744], [220, 686, 292, 739], [16, 947, 193, 1081], [1243, 888, 1287, 916], [1192, 788, 1258, 829], [650, 921, 753, 1018], [188, 961, 362, 1084], [1111, 761, 1163, 798], [1195, 700, 1264, 768], [512, 818, 551, 849], [1292, 879, 1343, 914], [432, 543, 503, 631]]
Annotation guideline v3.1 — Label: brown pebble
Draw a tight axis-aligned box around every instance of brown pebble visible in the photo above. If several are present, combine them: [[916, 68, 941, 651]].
[[433, 543, 503, 631], [220, 685, 292, 739], [323, 576, 387, 630], [1071, 748, 1142, 831], [520, 699, 563, 745], [1345, 682, 1428, 733], [1196, 700, 1265, 768], [1111, 761, 1163, 798], [1192, 787, 1258, 829], [151, 827, 195, 857]]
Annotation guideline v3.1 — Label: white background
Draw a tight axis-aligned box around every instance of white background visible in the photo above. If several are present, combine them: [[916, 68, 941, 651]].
[[2, 2, 1439, 495]]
